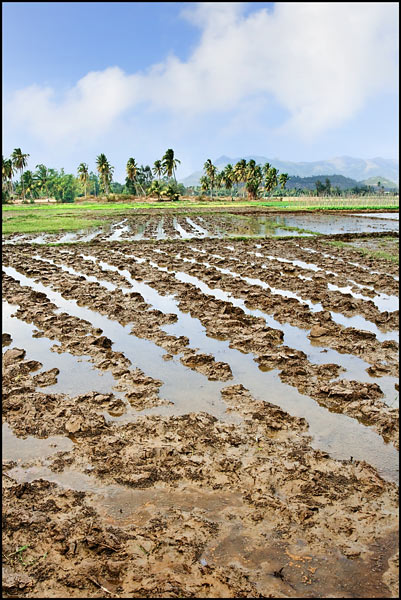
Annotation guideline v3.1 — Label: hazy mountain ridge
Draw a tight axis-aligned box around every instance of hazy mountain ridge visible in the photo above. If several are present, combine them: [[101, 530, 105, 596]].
[[180, 155, 399, 187]]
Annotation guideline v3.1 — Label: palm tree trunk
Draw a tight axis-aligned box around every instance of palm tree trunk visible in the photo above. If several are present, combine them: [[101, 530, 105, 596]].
[[21, 169, 25, 201]]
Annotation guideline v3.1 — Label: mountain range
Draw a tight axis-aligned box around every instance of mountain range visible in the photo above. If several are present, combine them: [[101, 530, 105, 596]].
[[179, 155, 399, 188]]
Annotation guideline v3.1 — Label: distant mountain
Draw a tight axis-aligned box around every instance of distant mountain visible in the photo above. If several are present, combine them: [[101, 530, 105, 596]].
[[180, 155, 399, 187], [360, 176, 399, 190], [286, 174, 359, 191]]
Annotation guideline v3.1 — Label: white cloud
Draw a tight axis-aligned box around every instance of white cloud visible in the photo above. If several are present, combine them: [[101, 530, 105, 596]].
[[5, 2, 399, 146], [6, 67, 140, 144]]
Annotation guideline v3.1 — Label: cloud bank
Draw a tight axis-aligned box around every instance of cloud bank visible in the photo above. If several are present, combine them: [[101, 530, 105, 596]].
[[5, 2, 399, 148]]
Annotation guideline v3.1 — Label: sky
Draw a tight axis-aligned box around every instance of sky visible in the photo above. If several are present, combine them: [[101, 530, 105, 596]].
[[3, 2, 399, 182]]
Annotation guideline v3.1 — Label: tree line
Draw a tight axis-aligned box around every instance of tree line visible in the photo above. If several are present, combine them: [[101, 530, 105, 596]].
[[2, 148, 394, 203], [200, 158, 288, 200], [2, 148, 184, 203]]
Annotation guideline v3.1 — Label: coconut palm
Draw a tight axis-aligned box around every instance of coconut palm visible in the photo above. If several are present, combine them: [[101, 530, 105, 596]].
[[153, 159, 163, 181], [199, 175, 210, 195], [2, 158, 14, 196], [245, 161, 263, 200], [21, 170, 39, 200], [34, 164, 50, 198], [204, 159, 217, 200], [11, 148, 30, 201], [264, 166, 278, 196], [278, 173, 289, 191], [262, 162, 271, 178], [147, 180, 163, 201], [77, 162, 89, 198], [162, 148, 181, 182], [96, 153, 113, 195], [220, 163, 235, 200], [215, 172, 223, 198], [126, 157, 145, 196], [234, 159, 247, 198]]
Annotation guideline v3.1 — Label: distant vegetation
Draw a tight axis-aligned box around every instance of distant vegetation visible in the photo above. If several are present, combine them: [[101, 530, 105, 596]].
[[2, 149, 398, 204]]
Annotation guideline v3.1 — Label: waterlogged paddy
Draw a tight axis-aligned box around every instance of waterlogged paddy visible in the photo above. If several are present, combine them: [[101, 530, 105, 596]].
[[3, 210, 399, 243], [2, 222, 399, 598]]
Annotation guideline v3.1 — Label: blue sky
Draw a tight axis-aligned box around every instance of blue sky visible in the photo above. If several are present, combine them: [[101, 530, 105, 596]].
[[3, 2, 399, 182]]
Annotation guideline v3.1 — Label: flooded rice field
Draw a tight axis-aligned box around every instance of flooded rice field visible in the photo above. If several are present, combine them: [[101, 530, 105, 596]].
[[3, 209, 399, 244], [2, 212, 399, 598]]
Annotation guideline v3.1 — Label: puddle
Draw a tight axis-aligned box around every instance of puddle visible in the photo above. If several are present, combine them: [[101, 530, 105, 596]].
[[88, 249, 400, 481], [185, 217, 208, 236], [186, 248, 398, 340], [327, 283, 399, 314], [7, 463, 242, 523], [3, 255, 399, 481], [107, 219, 130, 241], [174, 217, 194, 239], [3, 301, 123, 400], [3, 265, 233, 423], [138, 250, 397, 373], [3, 423, 74, 462], [353, 213, 399, 220]]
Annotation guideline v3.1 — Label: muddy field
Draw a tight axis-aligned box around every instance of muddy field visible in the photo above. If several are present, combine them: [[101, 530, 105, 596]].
[[2, 214, 399, 597], [3, 208, 399, 244]]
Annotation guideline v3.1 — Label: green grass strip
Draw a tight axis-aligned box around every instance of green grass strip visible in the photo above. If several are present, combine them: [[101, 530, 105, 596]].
[[328, 240, 399, 264]]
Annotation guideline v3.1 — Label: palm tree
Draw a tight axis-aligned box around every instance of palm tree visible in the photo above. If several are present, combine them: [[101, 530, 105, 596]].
[[264, 166, 278, 197], [2, 157, 14, 197], [77, 163, 89, 198], [221, 163, 235, 200], [21, 170, 39, 200], [96, 153, 113, 195], [245, 161, 263, 200], [262, 162, 271, 178], [204, 159, 217, 200], [153, 159, 163, 181], [234, 159, 247, 198], [11, 148, 30, 201], [199, 175, 210, 196], [126, 157, 145, 196], [147, 180, 163, 201], [278, 173, 289, 191], [35, 164, 50, 198], [162, 148, 181, 182]]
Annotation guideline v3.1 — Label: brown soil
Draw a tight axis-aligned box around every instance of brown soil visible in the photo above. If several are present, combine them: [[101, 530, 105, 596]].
[[2, 232, 399, 598]]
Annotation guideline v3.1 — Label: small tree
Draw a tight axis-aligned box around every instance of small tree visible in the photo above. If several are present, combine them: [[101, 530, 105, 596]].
[[264, 166, 278, 197], [245, 161, 263, 200], [199, 175, 210, 196], [147, 180, 163, 200], [315, 180, 325, 196], [203, 159, 217, 200], [162, 149, 181, 182], [96, 153, 113, 195], [278, 173, 289, 191], [11, 148, 29, 201], [77, 163, 89, 198], [221, 163, 235, 200], [153, 160, 163, 181]]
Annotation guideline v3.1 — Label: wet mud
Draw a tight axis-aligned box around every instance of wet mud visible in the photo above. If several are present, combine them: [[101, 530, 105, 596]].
[[2, 228, 399, 598]]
